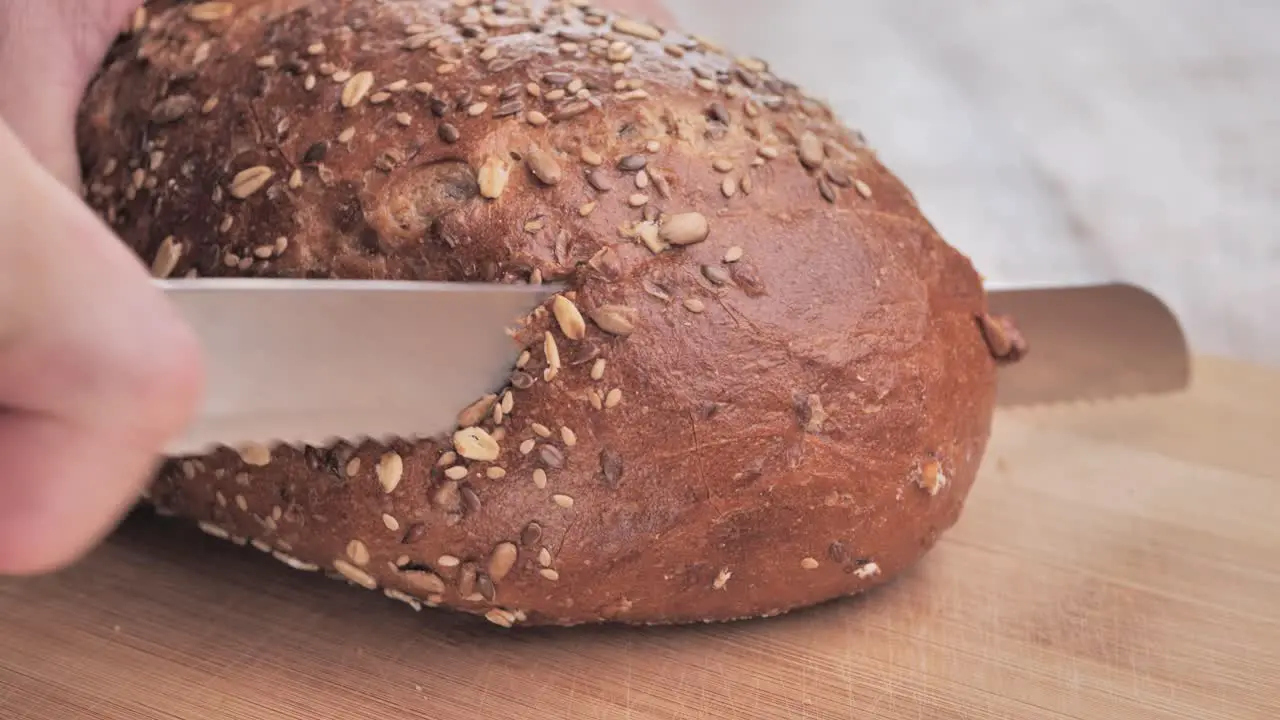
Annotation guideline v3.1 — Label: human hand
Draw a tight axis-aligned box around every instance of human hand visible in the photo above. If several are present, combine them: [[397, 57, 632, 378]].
[[0, 0, 671, 576], [0, 0, 203, 575]]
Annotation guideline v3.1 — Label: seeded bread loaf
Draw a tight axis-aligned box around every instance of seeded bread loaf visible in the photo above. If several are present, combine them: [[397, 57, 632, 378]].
[[76, 0, 1019, 628]]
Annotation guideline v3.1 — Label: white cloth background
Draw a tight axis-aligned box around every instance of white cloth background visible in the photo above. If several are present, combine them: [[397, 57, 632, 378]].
[[664, 0, 1280, 365]]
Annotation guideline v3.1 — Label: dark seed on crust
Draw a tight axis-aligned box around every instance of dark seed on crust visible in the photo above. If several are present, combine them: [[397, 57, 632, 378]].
[[569, 343, 602, 367], [552, 101, 592, 121], [439, 123, 460, 143], [521, 521, 542, 547], [321, 444, 353, 480], [461, 483, 482, 514], [817, 177, 837, 203], [587, 169, 613, 192], [825, 166, 853, 188], [600, 448, 624, 489], [302, 141, 328, 164], [477, 574, 496, 602], [828, 541, 848, 563], [402, 522, 428, 544], [618, 154, 647, 171], [493, 100, 523, 118], [642, 278, 672, 302], [303, 446, 324, 472], [539, 444, 565, 469], [151, 94, 198, 124]]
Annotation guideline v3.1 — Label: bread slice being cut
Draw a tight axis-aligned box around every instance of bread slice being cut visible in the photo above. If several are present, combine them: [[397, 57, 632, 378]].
[[76, 0, 1013, 627]]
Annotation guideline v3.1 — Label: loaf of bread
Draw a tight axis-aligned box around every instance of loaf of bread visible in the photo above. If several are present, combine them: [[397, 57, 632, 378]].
[[76, 0, 1021, 627]]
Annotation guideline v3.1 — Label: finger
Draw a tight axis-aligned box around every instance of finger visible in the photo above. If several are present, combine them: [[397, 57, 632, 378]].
[[0, 120, 203, 575], [0, 0, 141, 186]]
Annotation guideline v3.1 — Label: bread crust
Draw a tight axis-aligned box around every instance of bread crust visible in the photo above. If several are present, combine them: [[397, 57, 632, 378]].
[[77, 0, 1000, 626]]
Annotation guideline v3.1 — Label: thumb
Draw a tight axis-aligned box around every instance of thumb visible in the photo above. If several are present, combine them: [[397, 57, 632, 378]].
[[0, 119, 203, 575], [0, 0, 141, 185]]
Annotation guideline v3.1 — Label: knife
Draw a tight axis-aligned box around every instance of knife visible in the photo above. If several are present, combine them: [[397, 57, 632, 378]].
[[158, 278, 556, 456], [158, 278, 1190, 456], [985, 281, 1191, 407]]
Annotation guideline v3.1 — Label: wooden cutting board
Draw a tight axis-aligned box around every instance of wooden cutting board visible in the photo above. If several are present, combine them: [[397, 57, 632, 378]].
[[2, 355, 1277, 720]]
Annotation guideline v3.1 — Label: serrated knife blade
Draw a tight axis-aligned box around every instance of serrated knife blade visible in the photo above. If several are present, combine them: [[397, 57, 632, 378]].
[[986, 282, 1192, 407], [158, 279, 555, 456], [160, 278, 1188, 455]]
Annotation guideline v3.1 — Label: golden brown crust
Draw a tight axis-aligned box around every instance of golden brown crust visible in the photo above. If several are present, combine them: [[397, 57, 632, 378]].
[[76, 0, 1000, 626]]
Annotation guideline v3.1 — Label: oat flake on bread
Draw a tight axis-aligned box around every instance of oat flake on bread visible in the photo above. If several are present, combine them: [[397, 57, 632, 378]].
[[76, 0, 1019, 627]]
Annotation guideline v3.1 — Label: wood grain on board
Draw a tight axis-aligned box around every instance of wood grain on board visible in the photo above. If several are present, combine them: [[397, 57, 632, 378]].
[[1, 356, 1277, 719]]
